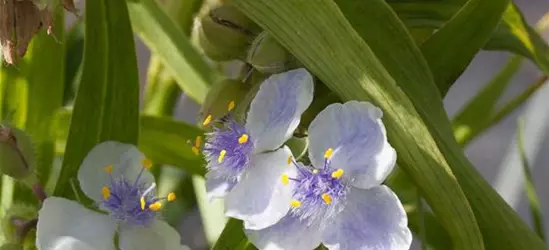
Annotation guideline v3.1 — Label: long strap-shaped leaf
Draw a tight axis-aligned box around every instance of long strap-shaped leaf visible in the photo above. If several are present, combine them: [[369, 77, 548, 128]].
[[420, 0, 509, 92], [53, 0, 140, 200], [232, 0, 482, 248]]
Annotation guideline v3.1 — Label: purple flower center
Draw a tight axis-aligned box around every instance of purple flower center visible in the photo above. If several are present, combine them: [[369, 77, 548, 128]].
[[287, 156, 348, 225], [203, 118, 255, 180], [99, 164, 170, 227]]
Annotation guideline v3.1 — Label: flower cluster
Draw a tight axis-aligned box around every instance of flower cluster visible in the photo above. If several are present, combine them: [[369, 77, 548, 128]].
[[202, 69, 412, 250]]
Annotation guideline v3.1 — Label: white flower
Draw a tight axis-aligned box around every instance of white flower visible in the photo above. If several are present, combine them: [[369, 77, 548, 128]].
[[36, 141, 189, 250]]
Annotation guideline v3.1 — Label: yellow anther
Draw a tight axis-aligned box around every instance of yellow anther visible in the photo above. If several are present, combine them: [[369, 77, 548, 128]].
[[140, 197, 146, 210], [167, 192, 176, 202], [331, 169, 344, 179], [202, 114, 213, 126], [195, 136, 203, 148], [287, 156, 293, 165], [322, 193, 332, 204], [218, 150, 227, 163], [324, 148, 334, 159], [101, 186, 111, 200], [312, 169, 319, 174], [104, 165, 113, 174], [228, 101, 236, 111], [142, 158, 153, 169], [149, 202, 162, 211], [238, 134, 249, 144], [290, 200, 301, 208], [281, 174, 289, 185], [192, 146, 200, 156]]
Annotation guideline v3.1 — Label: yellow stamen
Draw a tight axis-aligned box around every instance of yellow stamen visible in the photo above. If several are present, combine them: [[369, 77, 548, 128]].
[[167, 192, 176, 202], [140, 197, 146, 210], [287, 156, 293, 165], [228, 101, 236, 111], [149, 202, 162, 211], [290, 200, 301, 208], [331, 169, 344, 179], [195, 136, 203, 148], [202, 114, 213, 126], [312, 169, 319, 174], [322, 193, 332, 204], [281, 174, 289, 185], [101, 186, 111, 200], [218, 150, 227, 163], [238, 134, 249, 144], [324, 148, 334, 159], [104, 165, 113, 174], [142, 158, 153, 169], [192, 146, 200, 156]]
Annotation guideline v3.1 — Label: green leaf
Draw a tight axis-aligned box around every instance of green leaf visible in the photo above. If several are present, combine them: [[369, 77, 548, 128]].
[[516, 119, 545, 242], [54, 110, 205, 176], [419, 0, 509, 92], [53, 0, 140, 199], [127, 0, 218, 103], [453, 56, 523, 144], [212, 219, 257, 250], [233, 0, 547, 249]]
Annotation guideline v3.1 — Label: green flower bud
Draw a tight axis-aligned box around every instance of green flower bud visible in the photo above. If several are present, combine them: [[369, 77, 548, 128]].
[[246, 31, 300, 74], [1, 203, 38, 244], [194, 3, 261, 61], [0, 126, 35, 179], [200, 78, 251, 128]]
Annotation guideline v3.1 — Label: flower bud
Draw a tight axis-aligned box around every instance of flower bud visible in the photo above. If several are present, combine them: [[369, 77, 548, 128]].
[[194, 3, 261, 61], [1, 203, 38, 244], [199, 78, 251, 128], [246, 31, 300, 74], [0, 126, 35, 179]]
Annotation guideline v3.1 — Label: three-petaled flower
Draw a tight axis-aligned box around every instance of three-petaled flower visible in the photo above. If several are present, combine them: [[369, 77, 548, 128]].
[[202, 68, 314, 229], [36, 141, 188, 250], [244, 101, 412, 250]]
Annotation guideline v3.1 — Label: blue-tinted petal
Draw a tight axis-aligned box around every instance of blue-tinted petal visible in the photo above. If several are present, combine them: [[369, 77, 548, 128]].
[[322, 186, 412, 250], [37, 197, 117, 250], [78, 141, 154, 202], [119, 220, 189, 250], [225, 146, 296, 230], [205, 173, 237, 201], [246, 68, 314, 152], [245, 213, 322, 250], [308, 101, 395, 189]]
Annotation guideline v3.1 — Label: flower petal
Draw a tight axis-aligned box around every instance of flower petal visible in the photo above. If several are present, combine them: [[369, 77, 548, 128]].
[[322, 186, 412, 250], [245, 213, 322, 250], [119, 220, 189, 250], [225, 146, 295, 230], [308, 101, 395, 189], [245, 68, 314, 152], [78, 141, 154, 202], [37, 197, 117, 250], [205, 172, 237, 201]]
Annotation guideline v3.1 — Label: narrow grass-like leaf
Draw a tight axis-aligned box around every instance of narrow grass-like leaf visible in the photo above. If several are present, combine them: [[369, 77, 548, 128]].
[[233, 0, 547, 249], [420, 0, 509, 91], [457, 75, 547, 145], [127, 0, 218, 103], [54, 111, 205, 176], [517, 119, 545, 242], [232, 0, 483, 248], [53, 0, 140, 199], [453, 56, 523, 144]]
